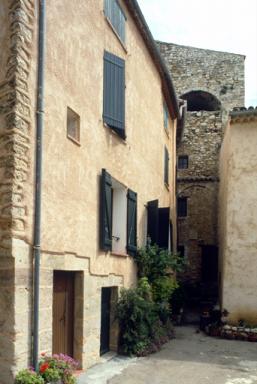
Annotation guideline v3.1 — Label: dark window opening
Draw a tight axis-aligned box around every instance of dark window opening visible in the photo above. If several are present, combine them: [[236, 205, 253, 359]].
[[177, 245, 185, 257], [178, 155, 188, 169], [147, 200, 171, 250], [177, 197, 187, 217], [181, 91, 221, 112]]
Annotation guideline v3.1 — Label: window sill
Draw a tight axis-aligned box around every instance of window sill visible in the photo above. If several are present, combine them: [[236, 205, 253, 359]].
[[111, 251, 129, 258], [178, 216, 187, 220], [105, 16, 128, 54], [103, 122, 127, 145], [67, 134, 81, 146]]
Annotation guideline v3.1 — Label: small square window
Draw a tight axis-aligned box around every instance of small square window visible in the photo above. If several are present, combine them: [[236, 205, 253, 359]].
[[67, 107, 80, 143], [178, 155, 188, 169], [178, 197, 187, 217]]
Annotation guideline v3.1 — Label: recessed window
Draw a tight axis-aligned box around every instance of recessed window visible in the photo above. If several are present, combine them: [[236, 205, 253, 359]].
[[178, 197, 187, 217], [100, 169, 137, 255], [178, 155, 188, 169], [163, 102, 169, 130], [104, 0, 126, 43], [67, 107, 80, 143], [164, 146, 169, 186], [103, 51, 126, 139]]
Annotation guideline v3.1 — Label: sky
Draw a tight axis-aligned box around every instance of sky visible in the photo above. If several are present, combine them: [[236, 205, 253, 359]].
[[137, 0, 257, 107]]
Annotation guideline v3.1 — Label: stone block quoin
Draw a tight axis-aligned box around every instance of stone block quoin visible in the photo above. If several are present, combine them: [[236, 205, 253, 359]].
[[0, 0, 34, 253]]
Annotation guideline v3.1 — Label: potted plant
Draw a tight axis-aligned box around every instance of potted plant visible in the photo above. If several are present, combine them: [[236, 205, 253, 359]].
[[39, 353, 78, 384]]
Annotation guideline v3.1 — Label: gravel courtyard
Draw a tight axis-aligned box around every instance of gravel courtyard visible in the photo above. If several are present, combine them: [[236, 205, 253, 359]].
[[78, 326, 257, 384]]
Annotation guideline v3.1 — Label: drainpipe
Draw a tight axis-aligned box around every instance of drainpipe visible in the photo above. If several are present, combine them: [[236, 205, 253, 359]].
[[32, 0, 46, 371]]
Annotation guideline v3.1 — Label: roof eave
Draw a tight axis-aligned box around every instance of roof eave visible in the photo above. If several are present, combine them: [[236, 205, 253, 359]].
[[125, 0, 180, 120]]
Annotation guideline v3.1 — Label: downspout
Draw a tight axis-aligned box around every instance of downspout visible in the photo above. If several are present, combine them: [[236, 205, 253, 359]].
[[32, 0, 46, 371]]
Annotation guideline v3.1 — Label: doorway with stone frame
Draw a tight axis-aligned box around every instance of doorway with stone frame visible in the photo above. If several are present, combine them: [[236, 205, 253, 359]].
[[100, 286, 119, 356]]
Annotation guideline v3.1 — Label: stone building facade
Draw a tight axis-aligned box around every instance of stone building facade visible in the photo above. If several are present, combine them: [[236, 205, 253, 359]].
[[157, 42, 245, 292], [219, 107, 257, 324], [0, 1, 179, 383]]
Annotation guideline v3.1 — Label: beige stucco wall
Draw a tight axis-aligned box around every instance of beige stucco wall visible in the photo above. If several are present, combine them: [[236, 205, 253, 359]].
[[26, 0, 176, 266], [219, 116, 257, 325], [0, 1, 177, 381]]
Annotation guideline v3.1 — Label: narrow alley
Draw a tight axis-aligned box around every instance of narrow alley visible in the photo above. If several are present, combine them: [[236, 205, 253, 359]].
[[78, 326, 257, 384]]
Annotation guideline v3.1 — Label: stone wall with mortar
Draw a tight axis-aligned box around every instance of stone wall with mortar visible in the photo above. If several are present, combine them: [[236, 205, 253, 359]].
[[0, 0, 34, 383], [157, 41, 245, 110], [158, 41, 245, 286]]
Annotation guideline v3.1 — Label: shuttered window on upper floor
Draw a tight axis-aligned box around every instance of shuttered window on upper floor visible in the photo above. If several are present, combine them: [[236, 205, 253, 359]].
[[164, 146, 169, 186], [103, 51, 126, 140], [163, 102, 169, 130], [104, 0, 126, 43]]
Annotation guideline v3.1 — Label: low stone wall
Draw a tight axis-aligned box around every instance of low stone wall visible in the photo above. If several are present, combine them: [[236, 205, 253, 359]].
[[208, 324, 257, 342]]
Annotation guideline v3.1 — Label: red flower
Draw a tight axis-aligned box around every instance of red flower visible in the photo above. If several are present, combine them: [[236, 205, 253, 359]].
[[39, 362, 49, 373]]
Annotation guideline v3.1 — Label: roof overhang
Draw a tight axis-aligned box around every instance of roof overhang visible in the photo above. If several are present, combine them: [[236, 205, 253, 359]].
[[125, 0, 180, 120]]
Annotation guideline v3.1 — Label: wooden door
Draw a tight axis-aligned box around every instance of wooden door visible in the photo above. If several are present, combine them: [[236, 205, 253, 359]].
[[53, 271, 75, 357], [100, 287, 111, 355]]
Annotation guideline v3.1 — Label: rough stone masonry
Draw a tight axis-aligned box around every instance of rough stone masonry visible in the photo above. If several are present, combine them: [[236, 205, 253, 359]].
[[157, 41, 245, 286]]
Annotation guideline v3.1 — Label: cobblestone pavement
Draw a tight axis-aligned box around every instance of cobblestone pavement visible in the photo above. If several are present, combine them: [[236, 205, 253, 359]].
[[78, 326, 257, 384]]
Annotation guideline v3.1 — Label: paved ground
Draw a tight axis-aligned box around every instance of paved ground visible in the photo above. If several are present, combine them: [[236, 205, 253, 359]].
[[78, 326, 257, 384]]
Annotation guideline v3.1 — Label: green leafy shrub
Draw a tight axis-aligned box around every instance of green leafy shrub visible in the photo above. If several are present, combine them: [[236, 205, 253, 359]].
[[14, 369, 44, 384], [134, 245, 186, 281], [116, 286, 157, 355], [116, 245, 185, 356]]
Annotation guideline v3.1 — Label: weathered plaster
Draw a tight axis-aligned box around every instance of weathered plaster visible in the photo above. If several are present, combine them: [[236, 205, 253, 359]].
[[219, 118, 257, 324]]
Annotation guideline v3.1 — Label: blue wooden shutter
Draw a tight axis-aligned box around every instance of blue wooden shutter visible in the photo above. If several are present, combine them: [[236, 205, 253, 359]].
[[104, 0, 126, 43], [103, 51, 125, 139], [100, 169, 112, 251], [147, 200, 159, 245], [164, 147, 169, 185], [127, 189, 137, 255]]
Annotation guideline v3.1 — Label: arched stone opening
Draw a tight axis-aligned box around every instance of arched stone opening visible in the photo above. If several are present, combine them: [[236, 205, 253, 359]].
[[181, 90, 221, 111]]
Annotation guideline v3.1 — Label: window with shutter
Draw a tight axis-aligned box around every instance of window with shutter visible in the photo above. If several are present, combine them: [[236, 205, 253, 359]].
[[104, 0, 126, 43], [103, 51, 125, 139], [100, 170, 137, 255], [177, 197, 187, 217], [100, 169, 113, 251], [127, 189, 137, 256], [163, 102, 169, 130], [164, 146, 169, 186], [147, 201, 170, 250]]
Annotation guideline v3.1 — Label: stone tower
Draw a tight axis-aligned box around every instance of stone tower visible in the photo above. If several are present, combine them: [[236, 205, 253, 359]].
[[157, 42, 245, 298]]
